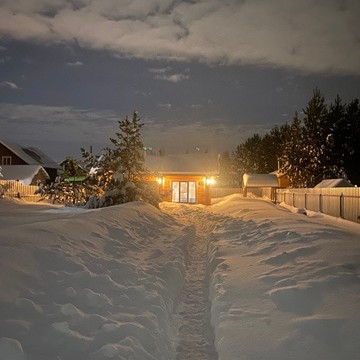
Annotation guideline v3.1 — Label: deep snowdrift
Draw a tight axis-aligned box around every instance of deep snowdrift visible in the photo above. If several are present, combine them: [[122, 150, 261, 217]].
[[0, 199, 189, 360], [208, 195, 360, 360], [0, 195, 359, 360]]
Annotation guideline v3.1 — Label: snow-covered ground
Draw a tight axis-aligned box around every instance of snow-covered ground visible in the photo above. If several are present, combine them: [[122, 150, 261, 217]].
[[0, 195, 359, 360]]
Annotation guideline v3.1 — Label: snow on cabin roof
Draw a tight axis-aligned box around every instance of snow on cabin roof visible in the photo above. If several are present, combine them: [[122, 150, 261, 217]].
[[315, 178, 353, 188], [0, 140, 59, 169], [145, 153, 220, 175], [243, 173, 278, 187], [0, 165, 50, 185]]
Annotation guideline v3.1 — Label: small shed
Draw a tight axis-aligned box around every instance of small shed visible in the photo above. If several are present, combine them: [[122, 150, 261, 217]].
[[315, 178, 353, 188], [242, 173, 279, 200], [145, 153, 219, 205], [0, 165, 50, 185]]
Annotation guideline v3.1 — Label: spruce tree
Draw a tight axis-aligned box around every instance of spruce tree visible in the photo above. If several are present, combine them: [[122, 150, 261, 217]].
[[344, 99, 360, 185], [302, 88, 329, 186], [280, 114, 310, 187], [110, 111, 145, 181]]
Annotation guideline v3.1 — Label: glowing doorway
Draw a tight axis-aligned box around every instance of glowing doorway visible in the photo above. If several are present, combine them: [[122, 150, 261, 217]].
[[172, 181, 196, 203]]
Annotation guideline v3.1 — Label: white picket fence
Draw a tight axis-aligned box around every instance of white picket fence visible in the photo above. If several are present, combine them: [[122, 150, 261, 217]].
[[0, 180, 42, 202], [276, 187, 360, 223]]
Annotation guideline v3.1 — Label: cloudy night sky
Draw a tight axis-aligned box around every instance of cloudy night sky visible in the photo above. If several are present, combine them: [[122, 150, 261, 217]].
[[0, 0, 359, 161]]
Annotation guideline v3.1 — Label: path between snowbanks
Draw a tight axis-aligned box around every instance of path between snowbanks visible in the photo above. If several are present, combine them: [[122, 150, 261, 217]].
[[161, 203, 219, 360]]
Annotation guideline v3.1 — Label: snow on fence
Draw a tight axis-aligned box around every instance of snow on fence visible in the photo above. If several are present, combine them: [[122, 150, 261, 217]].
[[0, 180, 41, 202], [276, 187, 360, 223]]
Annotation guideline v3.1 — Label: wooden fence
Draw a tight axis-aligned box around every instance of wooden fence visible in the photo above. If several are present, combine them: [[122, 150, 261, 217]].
[[0, 180, 42, 202], [210, 187, 242, 199], [276, 187, 360, 223]]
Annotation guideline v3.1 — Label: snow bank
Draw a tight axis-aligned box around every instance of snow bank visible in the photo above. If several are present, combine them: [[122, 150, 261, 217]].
[[0, 199, 189, 360], [208, 194, 360, 360], [1, 195, 360, 360]]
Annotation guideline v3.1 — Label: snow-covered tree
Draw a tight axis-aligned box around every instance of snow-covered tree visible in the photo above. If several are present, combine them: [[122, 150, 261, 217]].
[[343, 99, 360, 185], [81, 111, 159, 208], [110, 111, 145, 181], [232, 89, 359, 188], [280, 113, 310, 187]]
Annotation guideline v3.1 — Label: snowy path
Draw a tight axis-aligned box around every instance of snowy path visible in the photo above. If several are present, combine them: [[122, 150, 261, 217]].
[[161, 204, 219, 360]]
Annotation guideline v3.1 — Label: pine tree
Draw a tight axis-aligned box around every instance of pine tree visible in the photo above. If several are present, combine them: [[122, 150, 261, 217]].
[[80, 111, 159, 208], [344, 99, 360, 185], [326, 95, 347, 179], [110, 111, 145, 181], [301, 88, 328, 186], [280, 113, 310, 187]]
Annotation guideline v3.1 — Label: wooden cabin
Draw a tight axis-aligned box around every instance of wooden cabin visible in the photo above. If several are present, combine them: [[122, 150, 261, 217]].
[[145, 153, 220, 205]]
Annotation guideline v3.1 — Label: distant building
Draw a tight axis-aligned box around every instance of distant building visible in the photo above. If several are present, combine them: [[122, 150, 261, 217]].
[[0, 140, 60, 183], [145, 153, 219, 205], [315, 178, 353, 188], [0, 165, 49, 185], [242, 173, 279, 200]]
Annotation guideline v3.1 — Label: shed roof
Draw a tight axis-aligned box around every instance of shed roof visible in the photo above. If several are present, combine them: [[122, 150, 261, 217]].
[[314, 178, 353, 188], [0, 165, 50, 185], [243, 173, 278, 187], [0, 140, 59, 169], [145, 153, 220, 175]]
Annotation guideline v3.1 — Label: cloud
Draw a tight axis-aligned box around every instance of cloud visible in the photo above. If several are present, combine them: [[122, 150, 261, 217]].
[[190, 104, 203, 110], [0, 1, 359, 74], [149, 66, 189, 82], [149, 66, 172, 74], [0, 81, 20, 89], [0, 102, 274, 160], [66, 60, 83, 66], [0, 103, 118, 143], [155, 73, 189, 82], [142, 120, 274, 154], [157, 103, 172, 109]]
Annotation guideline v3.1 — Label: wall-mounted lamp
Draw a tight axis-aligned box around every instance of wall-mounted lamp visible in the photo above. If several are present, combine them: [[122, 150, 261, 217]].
[[156, 177, 163, 185], [205, 177, 216, 186]]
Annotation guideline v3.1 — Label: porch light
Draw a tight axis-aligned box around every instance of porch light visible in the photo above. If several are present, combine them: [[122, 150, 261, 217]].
[[205, 177, 216, 186], [156, 177, 163, 185]]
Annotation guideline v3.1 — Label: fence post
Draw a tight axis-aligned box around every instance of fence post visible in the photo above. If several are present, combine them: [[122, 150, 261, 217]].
[[293, 192, 295, 207], [319, 193, 322, 213], [304, 192, 307, 209], [340, 193, 344, 218]]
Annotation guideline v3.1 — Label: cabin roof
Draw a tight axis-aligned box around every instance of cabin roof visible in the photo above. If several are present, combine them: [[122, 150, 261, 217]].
[[0, 140, 59, 169], [243, 173, 278, 187], [314, 178, 353, 188]]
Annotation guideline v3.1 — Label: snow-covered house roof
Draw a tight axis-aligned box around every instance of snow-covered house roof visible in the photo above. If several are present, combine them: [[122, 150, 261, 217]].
[[0, 165, 50, 185], [0, 140, 59, 169], [243, 173, 278, 188], [145, 153, 220, 175], [315, 178, 353, 188]]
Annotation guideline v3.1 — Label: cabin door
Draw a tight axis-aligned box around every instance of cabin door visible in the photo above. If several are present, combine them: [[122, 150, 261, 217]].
[[172, 181, 196, 203]]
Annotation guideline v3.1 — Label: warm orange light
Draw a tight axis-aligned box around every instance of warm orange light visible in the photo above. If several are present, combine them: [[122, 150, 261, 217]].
[[156, 177, 163, 185], [205, 177, 216, 186]]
